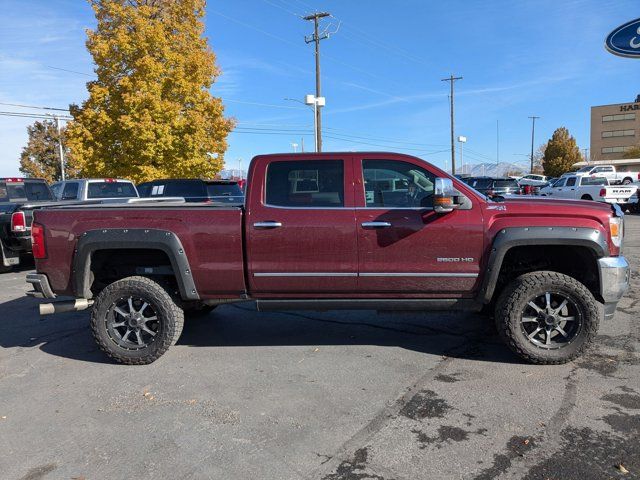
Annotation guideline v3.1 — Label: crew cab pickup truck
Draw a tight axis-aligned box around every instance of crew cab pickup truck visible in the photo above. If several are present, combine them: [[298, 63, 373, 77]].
[[0, 178, 57, 272], [572, 165, 640, 185], [26, 152, 630, 366], [50, 178, 139, 201], [539, 175, 638, 207]]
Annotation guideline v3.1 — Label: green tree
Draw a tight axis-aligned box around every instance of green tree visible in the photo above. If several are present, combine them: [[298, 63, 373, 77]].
[[542, 128, 582, 177], [623, 145, 640, 159], [67, 0, 234, 183], [19, 119, 73, 182]]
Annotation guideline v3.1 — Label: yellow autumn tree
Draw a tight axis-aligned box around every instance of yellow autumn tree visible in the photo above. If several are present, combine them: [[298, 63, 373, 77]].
[[66, 0, 234, 183]]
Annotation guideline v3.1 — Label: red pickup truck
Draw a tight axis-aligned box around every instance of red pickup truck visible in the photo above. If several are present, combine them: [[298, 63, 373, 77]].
[[26, 152, 630, 365]]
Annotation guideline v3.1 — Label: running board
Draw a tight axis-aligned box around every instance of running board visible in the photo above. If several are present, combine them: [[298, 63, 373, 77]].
[[255, 298, 482, 312]]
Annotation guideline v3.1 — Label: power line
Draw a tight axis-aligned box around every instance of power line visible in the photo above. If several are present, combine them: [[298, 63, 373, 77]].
[[0, 102, 69, 112], [46, 65, 93, 77]]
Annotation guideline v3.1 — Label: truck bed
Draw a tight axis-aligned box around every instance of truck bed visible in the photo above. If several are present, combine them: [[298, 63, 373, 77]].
[[34, 203, 246, 298]]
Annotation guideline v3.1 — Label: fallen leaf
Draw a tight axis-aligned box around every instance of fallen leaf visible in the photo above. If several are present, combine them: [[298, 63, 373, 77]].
[[314, 348, 319, 352], [523, 439, 530, 445], [1, 416, 6, 420], [617, 464, 629, 474], [187, 399, 197, 405]]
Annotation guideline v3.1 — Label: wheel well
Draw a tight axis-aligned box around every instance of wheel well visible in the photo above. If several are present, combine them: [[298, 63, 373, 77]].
[[581, 194, 592, 200], [89, 248, 179, 297], [492, 245, 601, 303]]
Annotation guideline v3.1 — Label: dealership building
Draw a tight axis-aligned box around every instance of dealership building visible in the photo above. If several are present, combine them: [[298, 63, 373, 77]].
[[583, 96, 640, 167]]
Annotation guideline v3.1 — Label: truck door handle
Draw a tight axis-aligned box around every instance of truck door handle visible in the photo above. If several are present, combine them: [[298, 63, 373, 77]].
[[361, 221, 392, 228], [253, 221, 282, 229]]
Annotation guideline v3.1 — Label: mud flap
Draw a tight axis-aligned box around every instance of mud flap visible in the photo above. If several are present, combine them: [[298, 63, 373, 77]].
[[0, 240, 20, 267]]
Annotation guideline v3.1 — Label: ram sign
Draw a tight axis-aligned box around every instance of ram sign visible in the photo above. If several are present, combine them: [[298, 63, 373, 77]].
[[605, 17, 640, 58]]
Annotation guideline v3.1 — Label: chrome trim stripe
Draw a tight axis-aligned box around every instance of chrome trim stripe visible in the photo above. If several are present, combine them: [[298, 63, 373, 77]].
[[253, 272, 478, 278], [254, 272, 358, 277], [360, 272, 478, 278]]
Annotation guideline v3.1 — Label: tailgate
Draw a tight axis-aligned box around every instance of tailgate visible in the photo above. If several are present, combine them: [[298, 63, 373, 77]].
[[604, 186, 637, 202]]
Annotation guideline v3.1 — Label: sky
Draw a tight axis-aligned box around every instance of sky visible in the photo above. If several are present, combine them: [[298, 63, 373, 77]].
[[0, 0, 639, 177]]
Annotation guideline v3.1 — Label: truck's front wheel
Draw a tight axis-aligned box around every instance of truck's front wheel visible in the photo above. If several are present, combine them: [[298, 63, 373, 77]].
[[90, 276, 184, 365], [494, 271, 599, 364]]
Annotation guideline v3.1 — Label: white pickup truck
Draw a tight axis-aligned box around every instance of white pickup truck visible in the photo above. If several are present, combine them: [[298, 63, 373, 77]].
[[571, 165, 640, 185], [539, 175, 638, 207]]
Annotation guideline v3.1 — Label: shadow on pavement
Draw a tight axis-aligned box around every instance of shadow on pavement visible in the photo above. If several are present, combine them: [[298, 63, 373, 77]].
[[0, 294, 519, 365]]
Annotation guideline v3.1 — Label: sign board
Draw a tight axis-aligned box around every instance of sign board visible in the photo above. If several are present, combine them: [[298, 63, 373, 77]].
[[605, 18, 640, 58]]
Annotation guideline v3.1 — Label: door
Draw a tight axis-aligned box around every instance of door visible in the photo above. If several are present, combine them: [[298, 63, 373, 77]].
[[247, 157, 358, 294], [354, 156, 484, 294], [548, 178, 566, 196], [563, 177, 577, 198]]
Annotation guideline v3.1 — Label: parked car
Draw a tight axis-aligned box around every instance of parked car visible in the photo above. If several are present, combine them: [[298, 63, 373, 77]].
[[0, 178, 57, 272], [27, 152, 629, 366], [137, 179, 244, 205], [464, 177, 521, 198], [50, 178, 138, 201], [539, 175, 638, 207], [572, 165, 640, 185], [518, 174, 549, 187]]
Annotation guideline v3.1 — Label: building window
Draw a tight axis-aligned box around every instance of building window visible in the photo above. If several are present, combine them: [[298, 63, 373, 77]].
[[601, 146, 634, 154], [602, 129, 635, 138], [602, 113, 636, 122]]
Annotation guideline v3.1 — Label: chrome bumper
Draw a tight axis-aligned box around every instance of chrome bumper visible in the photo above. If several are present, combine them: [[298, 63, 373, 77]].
[[598, 256, 630, 319]]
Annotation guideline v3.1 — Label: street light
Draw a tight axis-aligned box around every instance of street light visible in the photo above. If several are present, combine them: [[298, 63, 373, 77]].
[[457, 135, 467, 174], [305, 94, 325, 152], [291, 142, 299, 153]]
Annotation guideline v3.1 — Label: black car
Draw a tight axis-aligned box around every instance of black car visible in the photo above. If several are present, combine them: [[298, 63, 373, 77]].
[[464, 177, 521, 198], [0, 178, 56, 272], [137, 179, 245, 205]]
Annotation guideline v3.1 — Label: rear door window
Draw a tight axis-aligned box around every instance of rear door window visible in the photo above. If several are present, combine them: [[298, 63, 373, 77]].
[[62, 182, 79, 200], [266, 160, 344, 207], [580, 177, 607, 186]]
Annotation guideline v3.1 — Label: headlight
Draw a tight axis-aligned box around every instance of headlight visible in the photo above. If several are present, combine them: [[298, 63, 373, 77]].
[[610, 216, 623, 248]]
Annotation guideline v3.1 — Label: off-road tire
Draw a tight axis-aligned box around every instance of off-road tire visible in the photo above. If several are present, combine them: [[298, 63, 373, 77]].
[[495, 271, 599, 364], [90, 276, 184, 365]]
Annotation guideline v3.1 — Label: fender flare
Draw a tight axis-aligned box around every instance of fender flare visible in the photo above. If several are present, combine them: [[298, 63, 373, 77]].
[[477, 226, 609, 303], [72, 228, 199, 300]]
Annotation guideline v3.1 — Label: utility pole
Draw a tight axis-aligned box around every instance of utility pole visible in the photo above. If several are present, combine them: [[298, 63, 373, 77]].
[[304, 12, 330, 152], [441, 75, 463, 174], [54, 115, 66, 181], [528, 116, 540, 173], [496, 120, 500, 170], [583, 148, 589, 163]]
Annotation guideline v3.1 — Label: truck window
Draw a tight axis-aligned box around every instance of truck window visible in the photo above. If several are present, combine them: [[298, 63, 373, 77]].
[[87, 182, 137, 199], [553, 178, 566, 187], [580, 177, 607, 186], [206, 183, 243, 197], [363, 159, 435, 208], [266, 160, 344, 207], [164, 181, 205, 199], [565, 177, 577, 187], [62, 182, 79, 200], [0, 181, 53, 202]]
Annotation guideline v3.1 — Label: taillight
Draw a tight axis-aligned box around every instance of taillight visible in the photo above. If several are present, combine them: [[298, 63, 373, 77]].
[[10, 211, 26, 232], [31, 222, 46, 259], [637, 173, 640, 180], [599, 188, 606, 197]]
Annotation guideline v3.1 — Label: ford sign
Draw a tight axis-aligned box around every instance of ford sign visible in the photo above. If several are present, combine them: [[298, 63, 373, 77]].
[[605, 17, 640, 58]]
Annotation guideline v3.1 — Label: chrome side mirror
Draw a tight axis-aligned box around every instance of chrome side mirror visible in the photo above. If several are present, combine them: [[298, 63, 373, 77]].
[[434, 177, 456, 214]]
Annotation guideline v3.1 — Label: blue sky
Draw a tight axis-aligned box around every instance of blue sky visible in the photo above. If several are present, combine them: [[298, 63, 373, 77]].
[[0, 0, 638, 177]]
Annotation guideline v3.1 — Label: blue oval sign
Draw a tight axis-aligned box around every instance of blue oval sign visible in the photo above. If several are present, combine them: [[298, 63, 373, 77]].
[[606, 17, 640, 58]]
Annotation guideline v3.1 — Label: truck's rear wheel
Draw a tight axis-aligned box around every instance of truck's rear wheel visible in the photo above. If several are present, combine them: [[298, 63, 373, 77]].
[[581, 194, 593, 201], [90, 276, 184, 365], [494, 271, 599, 364]]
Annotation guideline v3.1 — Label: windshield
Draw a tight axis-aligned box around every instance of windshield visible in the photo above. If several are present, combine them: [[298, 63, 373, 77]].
[[206, 183, 243, 197], [87, 182, 138, 199], [0, 181, 53, 202]]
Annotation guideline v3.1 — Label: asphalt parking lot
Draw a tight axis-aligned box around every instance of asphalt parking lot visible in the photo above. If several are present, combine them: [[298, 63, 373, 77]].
[[1, 218, 639, 480]]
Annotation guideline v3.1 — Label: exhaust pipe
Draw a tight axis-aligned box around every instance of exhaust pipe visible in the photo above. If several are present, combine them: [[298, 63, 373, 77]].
[[39, 299, 94, 316]]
